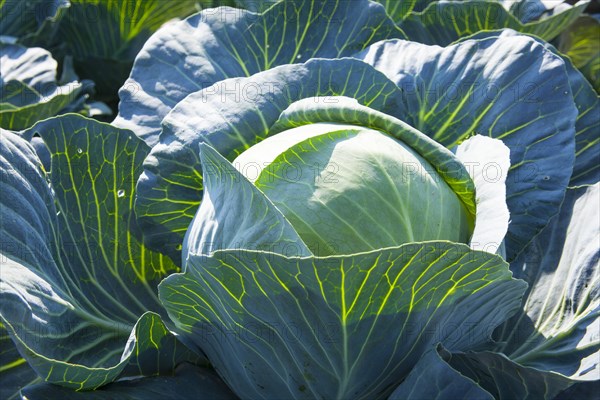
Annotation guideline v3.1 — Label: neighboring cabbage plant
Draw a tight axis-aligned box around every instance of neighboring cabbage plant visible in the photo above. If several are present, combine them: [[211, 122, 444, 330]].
[[390, 0, 591, 46], [557, 14, 600, 92], [0, 43, 89, 130], [0, 0, 241, 105]]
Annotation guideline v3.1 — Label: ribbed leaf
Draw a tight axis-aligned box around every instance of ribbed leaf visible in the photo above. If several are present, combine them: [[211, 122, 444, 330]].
[[54, 0, 204, 98], [446, 350, 574, 399], [398, 0, 588, 46], [390, 344, 581, 400], [160, 245, 526, 399], [114, 0, 402, 144], [0, 323, 40, 400], [355, 32, 578, 260], [374, 0, 419, 20], [494, 183, 599, 381], [0, 118, 196, 392], [459, 29, 599, 188]]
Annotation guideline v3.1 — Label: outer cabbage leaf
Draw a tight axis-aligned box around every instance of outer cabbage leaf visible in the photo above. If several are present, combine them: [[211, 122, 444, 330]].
[[53, 0, 210, 100], [388, 345, 493, 400], [390, 343, 584, 400], [19, 363, 237, 400], [0, 323, 40, 400], [398, 0, 589, 46], [558, 15, 600, 93], [113, 0, 403, 144], [354, 31, 578, 260], [459, 29, 600, 187], [494, 183, 600, 382], [135, 58, 403, 262], [0, 118, 197, 393], [0, 0, 68, 45], [161, 240, 526, 399], [0, 44, 85, 130], [555, 380, 600, 399], [444, 350, 575, 399]]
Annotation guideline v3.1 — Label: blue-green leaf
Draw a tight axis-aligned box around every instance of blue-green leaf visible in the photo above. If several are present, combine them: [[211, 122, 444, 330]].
[[0, 322, 40, 400], [555, 380, 600, 399], [0, 44, 84, 130], [373, 0, 420, 20], [398, 0, 589, 46], [388, 345, 493, 400], [494, 183, 599, 381], [390, 344, 583, 400], [0, 0, 68, 44], [0, 118, 196, 391], [391, 343, 590, 400], [160, 245, 526, 399], [445, 349, 573, 399], [20, 363, 237, 400], [114, 0, 402, 144], [458, 29, 600, 187], [54, 0, 205, 98], [355, 31, 578, 260]]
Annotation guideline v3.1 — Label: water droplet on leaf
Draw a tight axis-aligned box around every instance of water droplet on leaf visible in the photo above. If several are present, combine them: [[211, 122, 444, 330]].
[[117, 189, 126, 197]]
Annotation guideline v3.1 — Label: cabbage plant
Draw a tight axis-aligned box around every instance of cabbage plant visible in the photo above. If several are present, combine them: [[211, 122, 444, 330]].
[[0, 43, 89, 130], [162, 98, 529, 399], [381, 0, 591, 45], [1, 0, 598, 398]]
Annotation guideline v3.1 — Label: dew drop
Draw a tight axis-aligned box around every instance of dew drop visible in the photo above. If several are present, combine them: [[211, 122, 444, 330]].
[[296, 54, 302, 59], [117, 189, 126, 197], [564, 91, 569, 95], [543, 176, 550, 181], [77, 148, 83, 154]]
